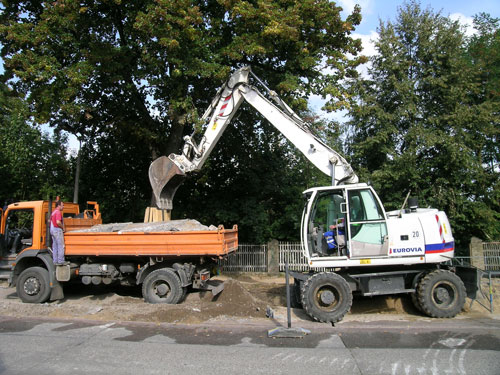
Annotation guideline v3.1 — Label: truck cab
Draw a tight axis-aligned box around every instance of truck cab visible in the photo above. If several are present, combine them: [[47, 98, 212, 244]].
[[0, 201, 100, 281]]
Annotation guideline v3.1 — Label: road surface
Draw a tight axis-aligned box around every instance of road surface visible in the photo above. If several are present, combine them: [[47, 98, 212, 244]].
[[0, 315, 499, 375]]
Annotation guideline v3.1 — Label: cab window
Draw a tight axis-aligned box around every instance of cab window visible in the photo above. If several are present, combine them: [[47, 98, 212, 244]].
[[348, 189, 388, 257], [3, 209, 34, 254]]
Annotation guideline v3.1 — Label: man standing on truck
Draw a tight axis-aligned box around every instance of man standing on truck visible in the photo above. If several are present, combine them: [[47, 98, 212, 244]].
[[50, 199, 66, 265]]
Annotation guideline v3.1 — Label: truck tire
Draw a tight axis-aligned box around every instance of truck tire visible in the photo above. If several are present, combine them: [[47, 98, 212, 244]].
[[301, 272, 352, 323], [179, 286, 188, 303], [417, 269, 466, 318], [142, 268, 182, 304], [16, 267, 51, 304]]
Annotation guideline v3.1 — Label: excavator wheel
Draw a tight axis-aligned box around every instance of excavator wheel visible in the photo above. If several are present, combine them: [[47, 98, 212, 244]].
[[410, 271, 427, 313], [301, 272, 352, 324], [142, 268, 183, 304], [287, 279, 302, 308], [417, 269, 466, 318]]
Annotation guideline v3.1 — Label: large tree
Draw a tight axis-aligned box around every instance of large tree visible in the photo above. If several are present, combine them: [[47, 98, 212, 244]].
[[0, 0, 364, 240], [0, 83, 72, 203], [0, 0, 363, 169], [346, 1, 500, 251]]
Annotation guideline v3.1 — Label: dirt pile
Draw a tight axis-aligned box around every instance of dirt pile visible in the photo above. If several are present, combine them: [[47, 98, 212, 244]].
[[0, 278, 270, 324], [131, 279, 268, 324]]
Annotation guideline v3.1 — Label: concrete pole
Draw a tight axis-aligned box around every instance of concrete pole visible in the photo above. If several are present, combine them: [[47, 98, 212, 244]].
[[73, 139, 82, 204]]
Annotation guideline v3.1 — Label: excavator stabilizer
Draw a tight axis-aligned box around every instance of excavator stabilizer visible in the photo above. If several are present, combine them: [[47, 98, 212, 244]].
[[149, 156, 186, 210]]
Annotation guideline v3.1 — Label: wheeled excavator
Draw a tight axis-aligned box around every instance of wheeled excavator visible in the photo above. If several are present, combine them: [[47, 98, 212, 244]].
[[149, 66, 478, 323]]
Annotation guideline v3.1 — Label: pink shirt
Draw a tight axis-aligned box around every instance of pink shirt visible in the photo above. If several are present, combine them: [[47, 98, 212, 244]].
[[51, 209, 62, 228]]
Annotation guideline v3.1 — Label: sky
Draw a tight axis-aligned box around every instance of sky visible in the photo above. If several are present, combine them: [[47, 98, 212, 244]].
[[343, 0, 500, 34], [308, 0, 500, 120], [1, 1, 499, 151]]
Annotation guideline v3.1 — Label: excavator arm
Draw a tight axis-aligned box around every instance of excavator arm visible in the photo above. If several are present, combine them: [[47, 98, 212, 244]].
[[149, 66, 358, 210]]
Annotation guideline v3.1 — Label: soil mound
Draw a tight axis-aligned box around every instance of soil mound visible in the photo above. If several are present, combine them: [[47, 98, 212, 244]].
[[131, 279, 268, 324]]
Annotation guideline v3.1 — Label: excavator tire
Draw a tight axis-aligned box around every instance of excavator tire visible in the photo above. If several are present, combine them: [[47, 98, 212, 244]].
[[142, 268, 183, 304], [288, 280, 302, 308], [301, 272, 352, 324], [410, 271, 427, 313], [417, 269, 466, 318]]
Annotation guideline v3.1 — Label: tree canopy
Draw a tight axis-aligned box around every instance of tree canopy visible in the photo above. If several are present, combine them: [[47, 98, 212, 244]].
[[0, 0, 363, 241], [0, 0, 364, 156], [0, 82, 72, 204], [346, 1, 500, 251], [1, 1, 498, 248]]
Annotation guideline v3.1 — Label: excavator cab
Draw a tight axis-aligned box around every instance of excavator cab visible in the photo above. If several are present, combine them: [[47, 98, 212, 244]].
[[303, 184, 389, 260], [149, 155, 187, 210]]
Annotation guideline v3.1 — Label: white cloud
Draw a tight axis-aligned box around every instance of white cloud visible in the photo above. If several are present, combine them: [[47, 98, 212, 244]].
[[449, 13, 477, 37], [351, 30, 379, 79], [338, 0, 374, 16], [353, 30, 379, 57]]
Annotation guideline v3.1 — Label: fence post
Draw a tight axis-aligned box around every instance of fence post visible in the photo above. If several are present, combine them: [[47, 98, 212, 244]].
[[470, 237, 485, 270], [267, 239, 280, 275]]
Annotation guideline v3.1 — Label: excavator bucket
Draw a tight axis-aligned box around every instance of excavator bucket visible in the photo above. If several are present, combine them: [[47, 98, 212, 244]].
[[148, 156, 186, 210]]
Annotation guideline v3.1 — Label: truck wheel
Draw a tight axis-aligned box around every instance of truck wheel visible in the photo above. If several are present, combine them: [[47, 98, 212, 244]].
[[16, 267, 51, 304], [142, 268, 182, 304], [417, 269, 466, 318], [179, 286, 188, 303], [301, 272, 352, 323]]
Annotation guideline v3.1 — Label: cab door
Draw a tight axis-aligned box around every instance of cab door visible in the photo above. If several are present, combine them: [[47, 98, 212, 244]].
[[302, 188, 347, 258], [347, 188, 388, 258]]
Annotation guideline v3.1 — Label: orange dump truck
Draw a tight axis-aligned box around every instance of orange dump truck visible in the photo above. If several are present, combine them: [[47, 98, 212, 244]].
[[0, 200, 237, 304]]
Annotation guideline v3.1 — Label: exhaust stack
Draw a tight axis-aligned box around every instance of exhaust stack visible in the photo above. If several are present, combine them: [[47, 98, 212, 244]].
[[148, 156, 186, 210]]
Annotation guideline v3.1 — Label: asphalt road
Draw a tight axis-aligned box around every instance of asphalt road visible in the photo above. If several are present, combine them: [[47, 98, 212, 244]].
[[0, 315, 499, 375]]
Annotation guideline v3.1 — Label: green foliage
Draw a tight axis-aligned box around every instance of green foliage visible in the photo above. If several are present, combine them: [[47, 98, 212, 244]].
[[0, 0, 363, 241], [346, 1, 500, 252], [0, 0, 364, 155], [0, 83, 72, 203], [76, 131, 151, 224]]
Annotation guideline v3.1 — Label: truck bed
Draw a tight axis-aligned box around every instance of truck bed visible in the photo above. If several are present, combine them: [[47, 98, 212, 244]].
[[64, 225, 238, 257]]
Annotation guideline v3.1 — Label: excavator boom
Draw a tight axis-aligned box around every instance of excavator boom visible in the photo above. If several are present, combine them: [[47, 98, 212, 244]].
[[149, 66, 358, 210]]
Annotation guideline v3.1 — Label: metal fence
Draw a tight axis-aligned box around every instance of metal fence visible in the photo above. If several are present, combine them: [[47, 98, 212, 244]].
[[218, 244, 268, 272], [218, 242, 312, 273], [217, 242, 314, 273], [279, 242, 310, 272], [484, 242, 500, 271], [219, 241, 500, 273]]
